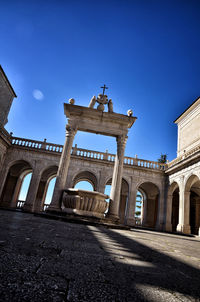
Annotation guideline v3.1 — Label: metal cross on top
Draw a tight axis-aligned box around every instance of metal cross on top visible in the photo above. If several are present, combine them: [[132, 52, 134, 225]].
[[101, 84, 108, 95]]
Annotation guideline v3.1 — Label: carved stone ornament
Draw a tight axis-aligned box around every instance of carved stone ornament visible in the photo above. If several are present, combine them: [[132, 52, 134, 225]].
[[127, 109, 133, 116], [96, 94, 108, 111], [69, 98, 75, 105], [117, 135, 128, 148], [88, 96, 96, 108], [65, 125, 77, 136], [108, 99, 113, 113]]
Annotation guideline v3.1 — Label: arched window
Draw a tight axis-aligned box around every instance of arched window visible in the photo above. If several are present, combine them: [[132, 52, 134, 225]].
[[44, 177, 56, 210], [18, 172, 32, 207]]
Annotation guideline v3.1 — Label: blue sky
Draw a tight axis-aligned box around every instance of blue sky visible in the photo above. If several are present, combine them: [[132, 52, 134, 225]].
[[1, 0, 200, 161]]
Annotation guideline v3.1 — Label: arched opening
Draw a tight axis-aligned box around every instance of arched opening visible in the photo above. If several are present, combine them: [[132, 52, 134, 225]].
[[34, 165, 58, 212], [43, 177, 56, 210], [104, 183, 111, 214], [171, 184, 179, 232], [72, 171, 97, 191], [17, 172, 32, 208], [137, 182, 159, 228], [74, 180, 94, 191], [135, 190, 144, 225], [120, 179, 129, 224], [185, 175, 200, 235], [0, 160, 32, 209], [105, 178, 129, 224]]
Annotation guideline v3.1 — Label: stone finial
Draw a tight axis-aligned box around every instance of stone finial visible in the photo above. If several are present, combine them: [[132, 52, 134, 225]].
[[97, 94, 108, 111], [108, 99, 113, 113], [88, 96, 96, 108], [69, 98, 75, 105], [127, 109, 133, 117]]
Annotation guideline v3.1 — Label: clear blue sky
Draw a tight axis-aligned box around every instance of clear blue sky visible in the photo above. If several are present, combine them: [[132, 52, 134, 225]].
[[1, 0, 200, 161]]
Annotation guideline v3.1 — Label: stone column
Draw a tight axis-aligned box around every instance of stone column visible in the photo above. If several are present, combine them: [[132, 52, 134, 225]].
[[165, 194, 173, 232], [0, 165, 9, 201], [96, 171, 107, 194], [107, 134, 127, 220], [194, 198, 200, 234], [49, 125, 77, 211], [10, 175, 23, 208], [125, 180, 137, 226], [177, 188, 191, 234], [156, 188, 165, 231], [23, 165, 42, 212], [142, 197, 148, 226]]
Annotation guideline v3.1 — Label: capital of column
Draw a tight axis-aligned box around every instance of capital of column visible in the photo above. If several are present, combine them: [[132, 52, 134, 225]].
[[117, 134, 128, 148], [116, 134, 128, 157], [65, 125, 77, 137]]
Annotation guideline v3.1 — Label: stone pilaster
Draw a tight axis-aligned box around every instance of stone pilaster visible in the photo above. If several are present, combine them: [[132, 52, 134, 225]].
[[194, 198, 200, 234], [125, 180, 137, 226], [107, 134, 127, 221], [96, 171, 107, 194], [10, 175, 23, 208], [142, 197, 148, 226], [177, 187, 191, 234], [49, 125, 77, 211], [156, 188, 165, 231], [23, 165, 42, 212], [0, 165, 9, 202], [165, 194, 173, 232]]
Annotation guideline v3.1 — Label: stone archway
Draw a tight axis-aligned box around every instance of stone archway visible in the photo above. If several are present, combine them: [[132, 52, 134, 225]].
[[0, 160, 32, 208], [185, 174, 200, 235], [34, 165, 58, 212], [137, 182, 159, 229], [165, 182, 180, 232], [72, 171, 98, 191], [49, 99, 136, 222]]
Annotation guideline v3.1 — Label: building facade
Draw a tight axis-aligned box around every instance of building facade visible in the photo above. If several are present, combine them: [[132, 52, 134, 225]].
[[0, 66, 199, 235]]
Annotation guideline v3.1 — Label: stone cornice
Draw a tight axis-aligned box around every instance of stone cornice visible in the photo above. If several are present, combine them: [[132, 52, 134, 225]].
[[64, 103, 137, 137], [166, 150, 200, 175]]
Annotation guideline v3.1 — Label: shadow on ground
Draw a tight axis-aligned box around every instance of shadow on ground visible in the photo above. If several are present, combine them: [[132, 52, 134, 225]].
[[0, 210, 199, 301]]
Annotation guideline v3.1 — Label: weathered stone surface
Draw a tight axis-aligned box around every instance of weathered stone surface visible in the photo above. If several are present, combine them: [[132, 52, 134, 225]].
[[0, 210, 200, 301], [62, 189, 108, 218]]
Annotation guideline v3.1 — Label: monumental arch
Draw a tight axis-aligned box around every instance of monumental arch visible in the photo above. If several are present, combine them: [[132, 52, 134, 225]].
[[49, 93, 136, 222], [0, 66, 199, 235]]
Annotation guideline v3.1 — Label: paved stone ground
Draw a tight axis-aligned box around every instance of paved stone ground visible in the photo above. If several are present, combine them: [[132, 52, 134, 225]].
[[0, 210, 200, 302]]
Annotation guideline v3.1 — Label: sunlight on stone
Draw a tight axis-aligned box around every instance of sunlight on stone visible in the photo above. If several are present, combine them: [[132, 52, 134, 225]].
[[87, 226, 155, 267], [135, 284, 194, 302]]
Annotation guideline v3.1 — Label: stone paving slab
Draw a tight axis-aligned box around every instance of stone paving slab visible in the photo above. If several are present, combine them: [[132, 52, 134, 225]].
[[0, 210, 200, 301]]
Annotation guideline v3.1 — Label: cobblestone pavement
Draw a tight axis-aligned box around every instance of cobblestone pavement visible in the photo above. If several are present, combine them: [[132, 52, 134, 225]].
[[0, 210, 200, 302]]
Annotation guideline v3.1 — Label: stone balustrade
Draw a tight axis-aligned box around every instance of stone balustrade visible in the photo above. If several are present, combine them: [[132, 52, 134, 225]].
[[62, 189, 109, 218], [16, 200, 25, 208], [124, 156, 166, 170], [72, 145, 115, 161], [10, 136, 166, 171], [11, 137, 63, 153]]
